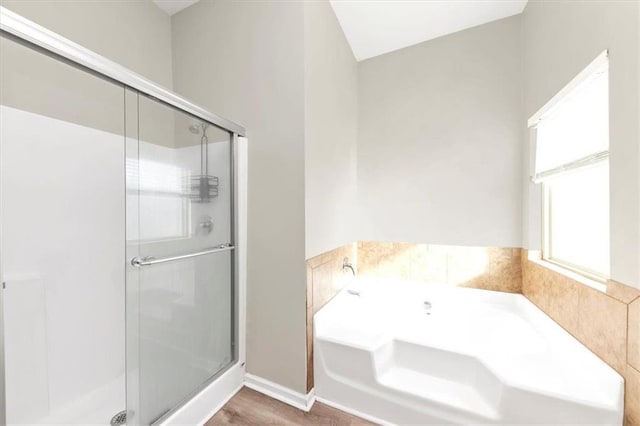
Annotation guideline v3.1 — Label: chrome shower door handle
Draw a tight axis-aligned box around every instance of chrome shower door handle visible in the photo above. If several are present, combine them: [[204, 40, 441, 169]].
[[131, 256, 155, 267], [130, 243, 235, 267]]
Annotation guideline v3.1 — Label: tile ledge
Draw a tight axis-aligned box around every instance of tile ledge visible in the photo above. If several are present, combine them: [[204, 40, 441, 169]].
[[607, 280, 640, 304], [528, 257, 607, 293]]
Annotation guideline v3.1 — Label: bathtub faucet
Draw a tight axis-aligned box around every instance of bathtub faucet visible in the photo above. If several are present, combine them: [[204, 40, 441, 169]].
[[342, 257, 356, 276]]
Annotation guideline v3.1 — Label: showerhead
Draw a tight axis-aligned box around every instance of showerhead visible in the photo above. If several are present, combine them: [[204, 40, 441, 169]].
[[189, 122, 210, 134], [189, 122, 216, 203]]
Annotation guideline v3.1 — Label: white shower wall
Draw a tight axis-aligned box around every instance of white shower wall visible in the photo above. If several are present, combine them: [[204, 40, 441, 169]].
[[1, 105, 125, 424]]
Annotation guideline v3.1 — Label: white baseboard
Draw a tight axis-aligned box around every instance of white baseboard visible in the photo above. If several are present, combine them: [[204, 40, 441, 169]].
[[244, 373, 315, 412], [315, 396, 394, 426]]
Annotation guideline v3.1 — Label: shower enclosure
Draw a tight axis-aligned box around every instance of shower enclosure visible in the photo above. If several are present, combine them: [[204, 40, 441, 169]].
[[0, 7, 247, 425]]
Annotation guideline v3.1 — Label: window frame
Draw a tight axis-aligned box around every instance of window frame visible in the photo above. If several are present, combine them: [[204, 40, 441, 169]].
[[531, 50, 610, 283], [135, 191, 192, 244], [541, 169, 609, 283]]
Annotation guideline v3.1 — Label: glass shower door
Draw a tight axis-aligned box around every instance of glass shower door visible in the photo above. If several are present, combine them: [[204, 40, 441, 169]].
[[1, 31, 126, 426], [125, 93, 235, 426]]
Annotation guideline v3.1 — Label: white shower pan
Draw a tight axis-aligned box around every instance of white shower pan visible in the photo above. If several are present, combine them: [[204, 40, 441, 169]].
[[314, 278, 623, 425]]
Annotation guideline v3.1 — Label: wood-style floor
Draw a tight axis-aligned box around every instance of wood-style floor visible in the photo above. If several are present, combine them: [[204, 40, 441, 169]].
[[206, 387, 376, 425]]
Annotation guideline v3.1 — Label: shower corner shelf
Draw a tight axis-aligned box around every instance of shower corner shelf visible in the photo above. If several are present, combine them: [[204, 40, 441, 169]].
[[189, 174, 219, 203]]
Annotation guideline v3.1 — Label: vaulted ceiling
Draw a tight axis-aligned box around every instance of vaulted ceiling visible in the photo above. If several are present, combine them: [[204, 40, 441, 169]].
[[152, 0, 528, 62], [152, 0, 200, 16], [330, 0, 528, 61]]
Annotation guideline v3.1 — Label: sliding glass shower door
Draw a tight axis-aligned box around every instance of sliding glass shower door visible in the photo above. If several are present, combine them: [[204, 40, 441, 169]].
[[125, 93, 235, 425], [1, 8, 242, 424]]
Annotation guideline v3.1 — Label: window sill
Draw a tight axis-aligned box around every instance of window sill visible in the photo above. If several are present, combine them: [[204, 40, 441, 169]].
[[527, 252, 607, 293]]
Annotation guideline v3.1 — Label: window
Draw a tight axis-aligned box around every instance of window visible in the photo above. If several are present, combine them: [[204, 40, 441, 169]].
[[126, 156, 191, 242], [530, 51, 609, 280]]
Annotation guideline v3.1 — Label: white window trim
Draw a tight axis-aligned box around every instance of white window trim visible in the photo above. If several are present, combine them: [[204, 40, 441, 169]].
[[532, 150, 609, 183], [528, 50, 608, 127], [126, 190, 193, 243], [529, 49, 610, 284]]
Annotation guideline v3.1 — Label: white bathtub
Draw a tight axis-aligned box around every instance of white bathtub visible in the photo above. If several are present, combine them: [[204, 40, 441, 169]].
[[314, 278, 624, 425]]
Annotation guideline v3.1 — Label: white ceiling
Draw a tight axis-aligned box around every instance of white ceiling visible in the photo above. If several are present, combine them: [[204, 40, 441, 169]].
[[330, 0, 528, 61], [152, 0, 200, 16]]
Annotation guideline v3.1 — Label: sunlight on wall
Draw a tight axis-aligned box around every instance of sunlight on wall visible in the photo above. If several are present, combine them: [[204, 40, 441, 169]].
[[357, 242, 521, 293]]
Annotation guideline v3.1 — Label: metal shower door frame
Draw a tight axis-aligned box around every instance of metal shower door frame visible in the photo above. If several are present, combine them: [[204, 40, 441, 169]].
[[0, 6, 247, 425]]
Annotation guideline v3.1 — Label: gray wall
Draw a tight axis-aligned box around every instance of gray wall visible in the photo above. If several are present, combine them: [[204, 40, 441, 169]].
[[171, 0, 308, 393], [357, 16, 523, 248], [1, 0, 173, 88], [0, 0, 175, 143], [522, 0, 640, 288], [304, 1, 358, 259]]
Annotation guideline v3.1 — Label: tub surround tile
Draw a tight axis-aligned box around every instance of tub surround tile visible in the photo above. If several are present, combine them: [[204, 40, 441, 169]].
[[312, 263, 353, 315], [307, 243, 357, 314], [446, 245, 492, 287], [522, 256, 580, 336], [625, 365, 640, 426], [357, 242, 442, 282], [305, 242, 357, 392], [607, 279, 640, 304], [358, 242, 521, 293], [306, 250, 327, 269], [575, 284, 628, 374], [311, 264, 334, 314], [448, 246, 521, 292], [629, 298, 640, 372], [306, 303, 314, 394], [523, 254, 627, 372], [306, 267, 313, 309], [522, 251, 640, 423], [521, 256, 548, 310], [543, 268, 583, 337]]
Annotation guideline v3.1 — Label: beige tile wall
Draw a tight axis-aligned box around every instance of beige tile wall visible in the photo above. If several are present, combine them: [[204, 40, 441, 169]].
[[305, 242, 357, 392], [358, 241, 522, 292], [630, 298, 640, 370], [522, 252, 640, 426]]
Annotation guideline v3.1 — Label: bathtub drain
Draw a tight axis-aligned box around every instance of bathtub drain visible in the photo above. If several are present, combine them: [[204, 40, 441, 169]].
[[110, 410, 127, 426]]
